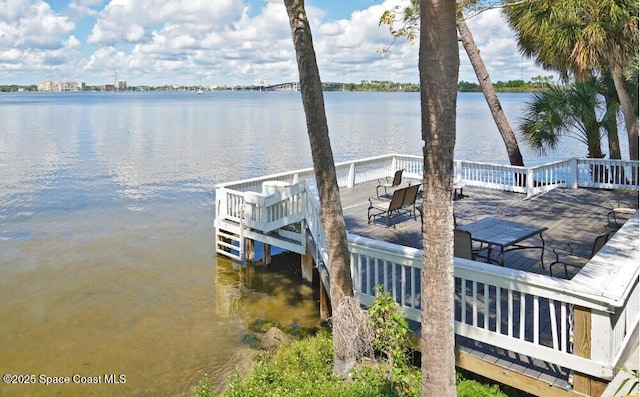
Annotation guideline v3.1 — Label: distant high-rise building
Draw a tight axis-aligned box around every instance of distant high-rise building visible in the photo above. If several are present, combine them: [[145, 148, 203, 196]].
[[116, 80, 127, 91], [37, 79, 85, 92], [253, 78, 268, 87]]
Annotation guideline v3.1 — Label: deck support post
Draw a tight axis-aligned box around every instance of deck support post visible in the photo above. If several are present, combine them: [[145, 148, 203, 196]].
[[246, 239, 255, 261], [301, 247, 313, 283], [572, 306, 609, 396], [262, 243, 271, 265], [319, 279, 331, 321]]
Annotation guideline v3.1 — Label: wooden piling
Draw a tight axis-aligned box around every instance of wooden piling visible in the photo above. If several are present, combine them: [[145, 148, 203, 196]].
[[301, 248, 313, 283], [319, 280, 331, 321], [246, 239, 255, 261], [262, 243, 271, 265]]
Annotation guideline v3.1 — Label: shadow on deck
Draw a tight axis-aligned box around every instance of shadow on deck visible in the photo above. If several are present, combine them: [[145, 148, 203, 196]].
[[341, 182, 638, 278], [339, 182, 639, 394]]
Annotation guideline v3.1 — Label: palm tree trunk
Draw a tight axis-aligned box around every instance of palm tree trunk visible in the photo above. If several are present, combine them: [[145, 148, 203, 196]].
[[456, 16, 525, 168], [283, 0, 355, 375], [610, 63, 639, 161], [419, 0, 458, 395], [602, 95, 622, 160]]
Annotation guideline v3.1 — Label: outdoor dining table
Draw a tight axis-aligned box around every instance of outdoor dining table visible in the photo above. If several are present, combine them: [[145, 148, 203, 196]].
[[458, 217, 548, 267]]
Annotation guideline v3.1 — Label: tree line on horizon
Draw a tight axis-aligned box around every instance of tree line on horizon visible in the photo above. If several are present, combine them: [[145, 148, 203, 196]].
[[0, 76, 556, 93]]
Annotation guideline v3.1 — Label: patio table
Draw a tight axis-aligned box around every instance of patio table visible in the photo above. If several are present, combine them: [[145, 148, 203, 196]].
[[458, 217, 547, 267]]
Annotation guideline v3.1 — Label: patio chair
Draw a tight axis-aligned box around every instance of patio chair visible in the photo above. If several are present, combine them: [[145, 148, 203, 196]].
[[548, 231, 614, 279], [607, 200, 636, 227], [453, 229, 487, 261], [368, 184, 420, 228], [400, 184, 420, 220], [368, 187, 407, 227], [376, 169, 404, 198]]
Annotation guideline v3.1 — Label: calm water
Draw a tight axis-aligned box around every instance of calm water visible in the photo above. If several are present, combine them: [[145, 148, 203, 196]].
[[0, 91, 591, 396]]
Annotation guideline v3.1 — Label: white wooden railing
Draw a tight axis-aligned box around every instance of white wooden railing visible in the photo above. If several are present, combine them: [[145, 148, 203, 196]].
[[214, 154, 640, 382], [346, 218, 639, 380], [217, 154, 639, 201]]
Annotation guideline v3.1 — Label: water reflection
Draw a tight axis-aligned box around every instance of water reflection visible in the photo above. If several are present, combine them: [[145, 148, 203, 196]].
[[0, 204, 320, 396]]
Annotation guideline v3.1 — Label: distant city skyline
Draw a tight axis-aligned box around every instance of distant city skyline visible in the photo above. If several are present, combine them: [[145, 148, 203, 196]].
[[2, 0, 554, 87]]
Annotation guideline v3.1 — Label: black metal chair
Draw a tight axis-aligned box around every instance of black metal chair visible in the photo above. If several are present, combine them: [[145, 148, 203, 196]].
[[549, 231, 615, 278]]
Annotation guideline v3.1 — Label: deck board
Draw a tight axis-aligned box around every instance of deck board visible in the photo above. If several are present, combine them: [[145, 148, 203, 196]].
[[339, 181, 638, 390], [341, 181, 638, 278]]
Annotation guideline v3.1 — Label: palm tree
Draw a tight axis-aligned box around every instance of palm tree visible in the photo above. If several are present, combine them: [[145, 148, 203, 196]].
[[520, 78, 608, 159], [283, 0, 356, 375], [419, 0, 459, 395], [503, 0, 639, 160]]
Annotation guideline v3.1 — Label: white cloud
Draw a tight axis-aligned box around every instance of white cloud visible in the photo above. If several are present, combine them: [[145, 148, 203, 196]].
[[0, 0, 555, 86], [0, 0, 75, 49]]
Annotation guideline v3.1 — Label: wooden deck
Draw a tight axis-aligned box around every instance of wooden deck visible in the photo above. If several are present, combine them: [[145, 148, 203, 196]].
[[339, 181, 639, 392], [341, 181, 638, 278], [215, 155, 639, 396]]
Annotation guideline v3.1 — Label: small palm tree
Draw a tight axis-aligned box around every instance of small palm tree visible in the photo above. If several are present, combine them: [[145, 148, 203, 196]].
[[519, 77, 610, 159]]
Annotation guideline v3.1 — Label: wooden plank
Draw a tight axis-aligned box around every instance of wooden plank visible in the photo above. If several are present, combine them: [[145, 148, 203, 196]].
[[573, 306, 609, 396], [455, 349, 578, 397]]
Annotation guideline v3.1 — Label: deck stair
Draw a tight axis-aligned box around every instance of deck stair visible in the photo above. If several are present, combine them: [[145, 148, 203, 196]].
[[215, 218, 245, 261], [214, 181, 308, 262]]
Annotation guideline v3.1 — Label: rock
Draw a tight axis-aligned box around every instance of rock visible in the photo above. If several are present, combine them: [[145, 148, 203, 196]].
[[261, 327, 291, 351]]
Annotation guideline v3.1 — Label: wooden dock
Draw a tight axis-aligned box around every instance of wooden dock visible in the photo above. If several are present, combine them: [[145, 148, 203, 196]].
[[339, 181, 638, 393], [214, 154, 640, 396]]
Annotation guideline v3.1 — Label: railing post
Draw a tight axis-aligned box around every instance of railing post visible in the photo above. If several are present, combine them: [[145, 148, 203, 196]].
[[454, 160, 463, 185], [569, 158, 579, 189], [347, 162, 355, 188], [526, 168, 535, 197], [572, 306, 609, 396]]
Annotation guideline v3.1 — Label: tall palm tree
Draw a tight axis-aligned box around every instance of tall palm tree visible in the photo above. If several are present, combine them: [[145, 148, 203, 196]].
[[519, 77, 609, 159], [419, 0, 459, 395], [503, 0, 639, 160], [283, 0, 355, 375]]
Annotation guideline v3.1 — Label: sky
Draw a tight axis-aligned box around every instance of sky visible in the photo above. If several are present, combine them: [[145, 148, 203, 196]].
[[0, 0, 554, 87]]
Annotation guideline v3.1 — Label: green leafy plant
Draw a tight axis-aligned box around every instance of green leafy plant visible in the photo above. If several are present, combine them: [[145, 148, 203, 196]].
[[368, 285, 418, 396], [615, 366, 640, 397], [192, 374, 213, 397]]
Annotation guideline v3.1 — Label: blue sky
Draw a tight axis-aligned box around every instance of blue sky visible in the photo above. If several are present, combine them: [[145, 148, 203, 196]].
[[0, 0, 551, 86]]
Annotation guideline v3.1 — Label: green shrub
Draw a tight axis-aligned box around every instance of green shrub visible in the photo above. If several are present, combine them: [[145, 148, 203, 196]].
[[457, 379, 508, 397], [218, 331, 398, 397], [369, 285, 418, 396], [194, 331, 515, 397]]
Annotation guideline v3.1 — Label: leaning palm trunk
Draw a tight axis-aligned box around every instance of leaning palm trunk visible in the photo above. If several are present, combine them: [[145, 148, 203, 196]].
[[610, 63, 639, 162], [457, 15, 525, 171], [283, 0, 356, 376], [419, 0, 458, 395], [602, 93, 626, 183]]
